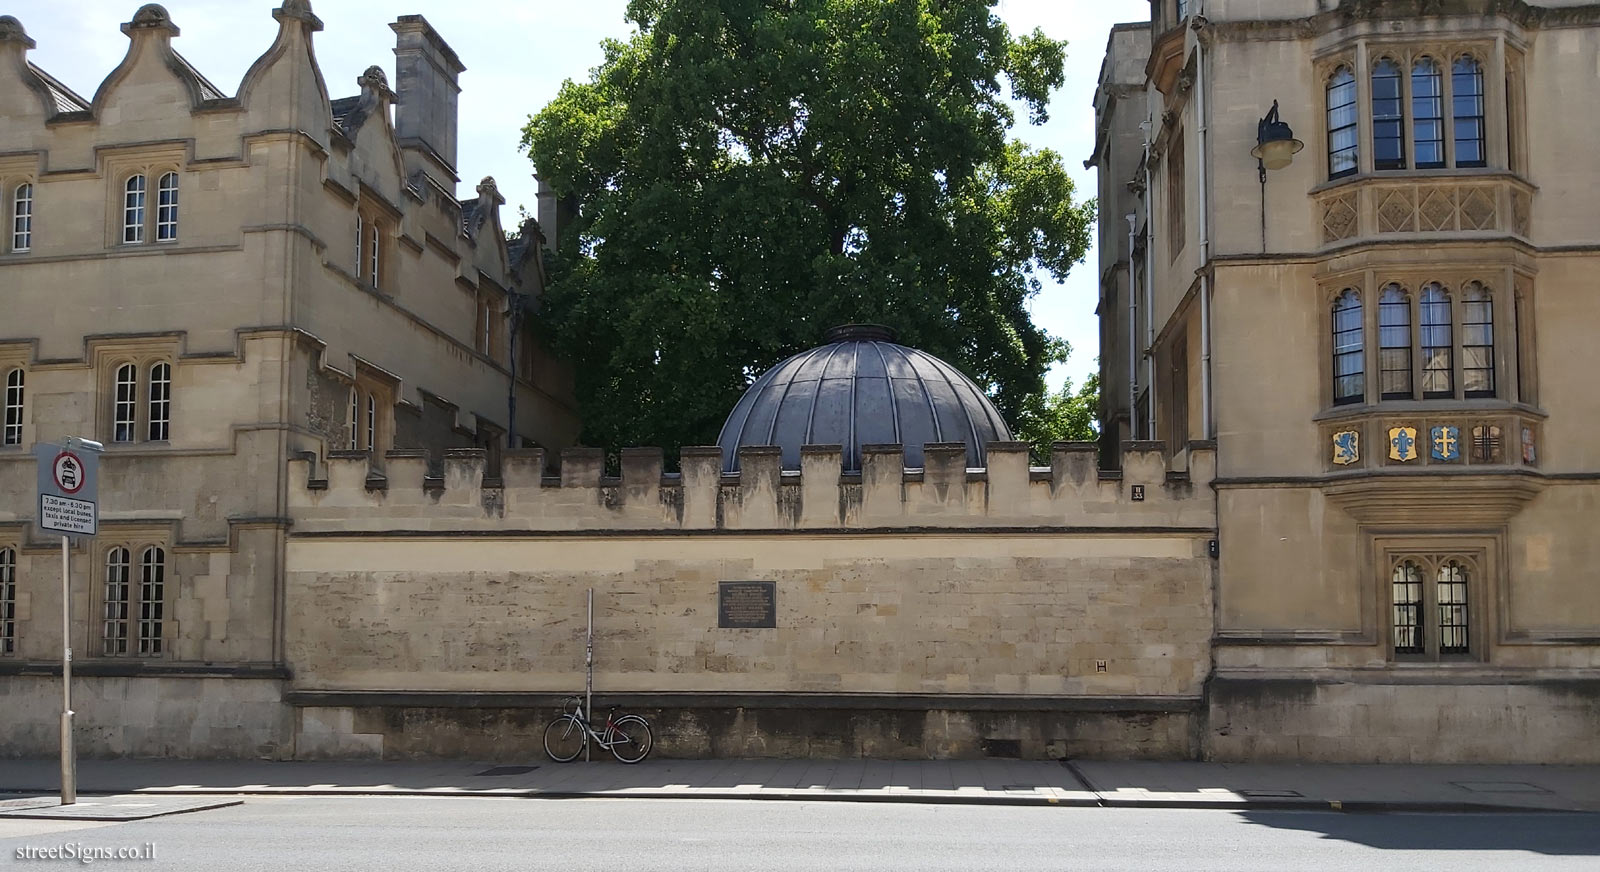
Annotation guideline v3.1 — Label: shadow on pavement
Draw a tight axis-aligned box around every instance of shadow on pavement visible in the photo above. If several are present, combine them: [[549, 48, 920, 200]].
[[1237, 810, 1600, 856]]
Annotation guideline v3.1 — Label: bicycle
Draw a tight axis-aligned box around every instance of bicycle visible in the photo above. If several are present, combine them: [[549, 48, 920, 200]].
[[543, 696, 654, 764]]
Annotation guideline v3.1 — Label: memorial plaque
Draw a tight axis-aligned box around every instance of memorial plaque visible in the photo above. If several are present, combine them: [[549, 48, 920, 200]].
[[718, 581, 776, 629]]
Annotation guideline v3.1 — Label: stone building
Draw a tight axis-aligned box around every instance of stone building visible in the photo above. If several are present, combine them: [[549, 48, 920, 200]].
[[0, 0, 576, 752], [3, 0, 1596, 765], [1091, 0, 1600, 760]]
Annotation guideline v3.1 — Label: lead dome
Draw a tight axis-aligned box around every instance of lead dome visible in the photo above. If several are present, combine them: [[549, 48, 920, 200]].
[[715, 325, 1015, 473]]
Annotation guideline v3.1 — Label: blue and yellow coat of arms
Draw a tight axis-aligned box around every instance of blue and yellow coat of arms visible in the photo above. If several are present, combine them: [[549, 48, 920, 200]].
[[1431, 425, 1460, 462], [1388, 426, 1419, 462], [1332, 430, 1359, 466]]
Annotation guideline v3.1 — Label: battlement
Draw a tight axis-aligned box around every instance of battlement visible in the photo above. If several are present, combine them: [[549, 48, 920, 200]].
[[288, 441, 1217, 533]]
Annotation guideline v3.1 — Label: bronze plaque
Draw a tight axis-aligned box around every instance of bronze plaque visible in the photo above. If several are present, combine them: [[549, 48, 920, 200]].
[[718, 581, 776, 629]]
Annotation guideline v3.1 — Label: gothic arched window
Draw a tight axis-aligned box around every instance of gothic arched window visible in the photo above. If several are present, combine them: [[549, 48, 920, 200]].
[[1462, 282, 1495, 397], [103, 546, 131, 655], [1378, 285, 1413, 399], [1327, 66, 1358, 178], [1371, 59, 1405, 170], [1420, 283, 1454, 397], [1332, 289, 1365, 404], [1412, 57, 1445, 168], [1453, 56, 1487, 167]]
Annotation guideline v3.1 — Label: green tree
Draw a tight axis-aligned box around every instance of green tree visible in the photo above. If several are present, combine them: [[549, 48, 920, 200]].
[[1013, 347, 1100, 462], [523, 0, 1095, 457]]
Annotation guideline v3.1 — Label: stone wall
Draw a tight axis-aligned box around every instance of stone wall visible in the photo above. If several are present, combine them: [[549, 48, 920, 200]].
[[1207, 676, 1600, 764], [0, 675, 289, 759], [291, 697, 1199, 761], [278, 442, 1218, 759]]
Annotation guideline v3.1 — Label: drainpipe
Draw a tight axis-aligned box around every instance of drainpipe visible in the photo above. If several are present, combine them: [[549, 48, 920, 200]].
[[1143, 127, 1156, 441], [1126, 213, 1139, 442], [1195, 6, 1214, 441]]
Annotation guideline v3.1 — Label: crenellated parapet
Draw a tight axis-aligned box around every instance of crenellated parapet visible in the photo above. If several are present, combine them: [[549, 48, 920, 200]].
[[288, 441, 1217, 533]]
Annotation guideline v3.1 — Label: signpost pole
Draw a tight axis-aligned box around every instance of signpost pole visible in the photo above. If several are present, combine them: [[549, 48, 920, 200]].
[[38, 437, 100, 806], [60, 534, 74, 805], [585, 588, 593, 763]]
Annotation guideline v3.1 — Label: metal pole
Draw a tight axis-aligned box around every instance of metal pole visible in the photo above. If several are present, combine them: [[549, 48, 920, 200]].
[[585, 588, 593, 763], [60, 534, 75, 805]]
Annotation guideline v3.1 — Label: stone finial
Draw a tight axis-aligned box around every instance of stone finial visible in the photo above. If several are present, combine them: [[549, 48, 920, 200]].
[[358, 65, 388, 91], [273, 0, 323, 31], [123, 3, 179, 37], [476, 176, 505, 206], [0, 16, 34, 49]]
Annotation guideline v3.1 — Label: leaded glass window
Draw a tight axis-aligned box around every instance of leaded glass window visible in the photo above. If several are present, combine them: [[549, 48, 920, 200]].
[[1437, 561, 1470, 654], [1462, 283, 1494, 398], [1327, 67, 1358, 178], [0, 547, 15, 655], [1389, 553, 1477, 659], [147, 362, 170, 441], [1372, 59, 1406, 170], [1332, 289, 1364, 404], [103, 547, 130, 655], [114, 363, 137, 443], [12, 182, 32, 252], [1378, 285, 1412, 399], [348, 388, 359, 450], [138, 546, 164, 656], [366, 394, 376, 452], [1453, 57, 1486, 168], [1420, 283, 1454, 398], [1412, 58, 1445, 168], [155, 172, 178, 242], [3, 368, 22, 446], [1392, 561, 1424, 654], [123, 175, 146, 244]]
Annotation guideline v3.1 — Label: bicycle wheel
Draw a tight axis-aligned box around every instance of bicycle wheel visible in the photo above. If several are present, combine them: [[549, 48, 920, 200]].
[[607, 714, 653, 763], [543, 715, 587, 762]]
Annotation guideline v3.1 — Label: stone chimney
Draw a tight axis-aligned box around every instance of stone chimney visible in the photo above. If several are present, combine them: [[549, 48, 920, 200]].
[[390, 14, 464, 191]]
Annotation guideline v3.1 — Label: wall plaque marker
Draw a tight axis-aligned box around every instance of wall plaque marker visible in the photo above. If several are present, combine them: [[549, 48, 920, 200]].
[[718, 581, 776, 629]]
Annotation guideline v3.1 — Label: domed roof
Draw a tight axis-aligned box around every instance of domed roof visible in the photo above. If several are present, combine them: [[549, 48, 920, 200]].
[[716, 325, 1014, 473]]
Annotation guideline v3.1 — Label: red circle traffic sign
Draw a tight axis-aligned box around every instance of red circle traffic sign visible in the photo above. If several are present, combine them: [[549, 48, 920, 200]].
[[52, 451, 85, 495]]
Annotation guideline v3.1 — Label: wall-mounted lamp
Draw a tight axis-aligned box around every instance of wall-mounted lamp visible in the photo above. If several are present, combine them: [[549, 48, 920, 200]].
[[1250, 100, 1304, 178], [1250, 100, 1303, 251]]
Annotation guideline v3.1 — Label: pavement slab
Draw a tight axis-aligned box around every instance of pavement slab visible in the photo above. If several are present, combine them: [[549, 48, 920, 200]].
[[0, 758, 1594, 811], [0, 795, 241, 821]]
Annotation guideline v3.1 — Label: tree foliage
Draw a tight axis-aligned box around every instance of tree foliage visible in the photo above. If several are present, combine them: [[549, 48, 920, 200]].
[[1013, 350, 1100, 461], [523, 0, 1095, 456]]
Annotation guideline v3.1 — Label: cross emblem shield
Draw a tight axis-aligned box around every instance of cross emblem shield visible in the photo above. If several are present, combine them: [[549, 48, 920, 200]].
[[1431, 425, 1460, 461]]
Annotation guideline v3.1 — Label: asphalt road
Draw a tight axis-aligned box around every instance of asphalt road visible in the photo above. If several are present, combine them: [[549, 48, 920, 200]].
[[1, 797, 1596, 871]]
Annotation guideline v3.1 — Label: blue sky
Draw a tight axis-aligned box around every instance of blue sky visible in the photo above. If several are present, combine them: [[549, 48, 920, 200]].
[[12, 0, 1149, 391]]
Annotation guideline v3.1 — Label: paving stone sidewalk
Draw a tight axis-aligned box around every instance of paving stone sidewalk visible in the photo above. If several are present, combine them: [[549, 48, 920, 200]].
[[2, 758, 1596, 812]]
